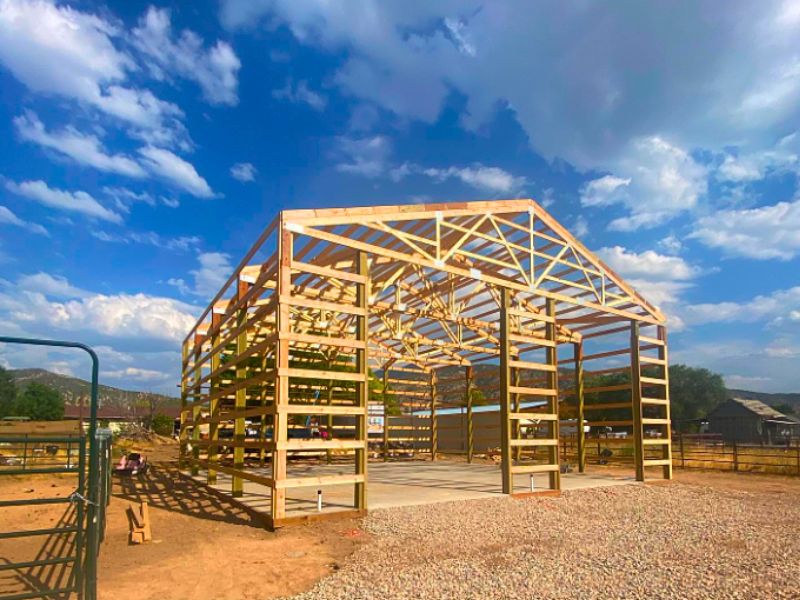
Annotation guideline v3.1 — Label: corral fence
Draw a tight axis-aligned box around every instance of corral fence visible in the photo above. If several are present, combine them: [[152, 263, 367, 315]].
[[0, 336, 111, 600], [672, 433, 800, 476]]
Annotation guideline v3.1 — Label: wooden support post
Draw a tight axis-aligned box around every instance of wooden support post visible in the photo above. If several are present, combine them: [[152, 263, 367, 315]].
[[512, 366, 521, 462], [190, 333, 202, 477], [499, 288, 512, 494], [232, 280, 251, 498], [258, 352, 269, 467], [465, 366, 474, 464], [271, 224, 292, 520], [354, 250, 369, 510], [430, 370, 438, 461], [658, 325, 673, 480], [179, 340, 188, 470], [208, 312, 222, 485], [325, 376, 334, 465], [630, 320, 645, 482], [574, 341, 585, 474], [382, 367, 390, 462], [545, 298, 560, 491]]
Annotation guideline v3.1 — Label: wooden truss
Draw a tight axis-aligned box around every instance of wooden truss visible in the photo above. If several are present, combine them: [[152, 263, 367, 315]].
[[179, 199, 672, 528]]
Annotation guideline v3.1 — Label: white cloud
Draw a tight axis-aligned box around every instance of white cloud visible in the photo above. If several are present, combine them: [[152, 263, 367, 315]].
[[579, 175, 630, 207], [132, 7, 241, 106], [138, 146, 215, 198], [596, 246, 703, 281], [5, 179, 122, 223], [580, 137, 708, 231], [690, 198, 800, 260], [657, 235, 683, 255], [230, 162, 257, 182], [335, 135, 391, 178], [102, 187, 156, 212], [683, 286, 800, 326], [596, 245, 705, 330], [14, 111, 146, 178], [6, 290, 196, 342], [0, 205, 48, 235], [572, 215, 589, 238], [189, 252, 232, 297], [0, 0, 181, 131], [421, 164, 526, 194], [91, 230, 200, 252], [17, 272, 88, 298], [104, 367, 169, 382], [221, 2, 800, 172], [273, 79, 327, 111]]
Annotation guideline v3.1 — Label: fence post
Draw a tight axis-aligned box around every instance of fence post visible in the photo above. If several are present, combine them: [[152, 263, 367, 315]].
[[680, 433, 685, 469], [733, 440, 738, 472], [22, 434, 28, 471], [796, 442, 799, 477]]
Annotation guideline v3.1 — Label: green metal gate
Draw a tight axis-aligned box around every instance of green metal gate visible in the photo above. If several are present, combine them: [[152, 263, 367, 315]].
[[0, 337, 109, 600]]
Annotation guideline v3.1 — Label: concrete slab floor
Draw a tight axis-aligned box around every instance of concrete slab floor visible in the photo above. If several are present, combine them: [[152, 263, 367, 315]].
[[191, 460, 638, 519]]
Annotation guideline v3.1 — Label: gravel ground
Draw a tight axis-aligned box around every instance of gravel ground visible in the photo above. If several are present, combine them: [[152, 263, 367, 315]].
[[290, 483, 800, 599]]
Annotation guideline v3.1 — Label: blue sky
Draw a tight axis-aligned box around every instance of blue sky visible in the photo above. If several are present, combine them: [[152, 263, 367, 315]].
[[0, 0, 799, 395]]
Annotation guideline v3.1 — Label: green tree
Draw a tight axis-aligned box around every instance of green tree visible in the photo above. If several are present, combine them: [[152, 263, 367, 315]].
[[0, 365, 16, 418], [668, 364, 727, 424], [151, 413, 175, 436], [15, 382, 65, 420]]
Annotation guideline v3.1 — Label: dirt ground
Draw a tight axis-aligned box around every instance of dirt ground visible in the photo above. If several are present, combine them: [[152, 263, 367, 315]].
[[2, 459, 799, 600]]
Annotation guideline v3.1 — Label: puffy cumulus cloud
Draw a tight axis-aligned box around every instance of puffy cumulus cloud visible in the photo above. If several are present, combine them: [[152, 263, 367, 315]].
[[581, 137, 708, 231], [596, 246, 703, 282], [0, 0, 181, 131], [104, 366, 170, 382], [335, 135, 392, 178], [132, 7, 241, 106], [596, 245, 705, 330], [169, 252, 233, 297], [138, 146, 215, 198], [14, 111, 146, 178], [0, 205, 48, 236], [272, 79, 327, 111], [17, 272, 88, 299], [579, 175, 630, 207], [690, 198, 800, 260], [683, 286, 800, 327], [6, 288, 197, 343], [5, 179, 122, 223], [221, 2, 800, 171], [420, 164, 526, 194], [230, 162, 257, 182]]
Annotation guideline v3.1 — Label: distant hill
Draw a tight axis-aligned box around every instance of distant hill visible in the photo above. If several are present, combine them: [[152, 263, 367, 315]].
[[9, 368, 179, 412], [727, 388, 800, 413]]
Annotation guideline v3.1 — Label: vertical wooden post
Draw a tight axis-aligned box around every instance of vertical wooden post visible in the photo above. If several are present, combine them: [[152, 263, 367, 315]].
[[465, 366, 474, 464], [680, 433, 685, 469], [512, 366, 521, 462], [190, 333, 203, 477], [179, 340, 188, 470], [630, 320, 645, 482], [354, 251, 369, 510], [208, 311, 222, 485], [258, 352, 269, 467], [499, 288, 512, 494], [232, 279, 251, 498], [271, 223, 292, 521], [658, 325, 673, 479], [325, 376, 334, 465], [545, 298, 560, 491], [574, 341, 585, 473], [430, 370, 438, 461], [382, 367, 390, 462]]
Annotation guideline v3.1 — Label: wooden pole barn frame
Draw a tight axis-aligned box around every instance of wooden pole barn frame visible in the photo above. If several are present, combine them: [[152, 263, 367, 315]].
[[179, 199, 672, 529]]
